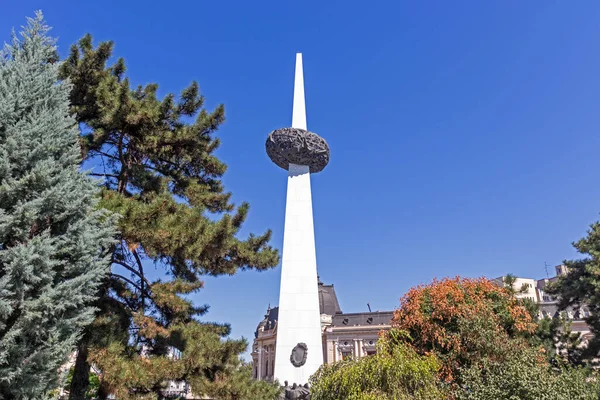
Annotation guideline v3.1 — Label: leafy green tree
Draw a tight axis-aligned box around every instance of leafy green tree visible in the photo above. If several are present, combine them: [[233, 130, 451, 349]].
[[503, 274, 586, 366], [309, 329, 446, 400], [454, 346, 600, 400], [58, 33, 280, 399], [553, 316, 587, 366], [0, 13, 115, 398], [503, 275, 561, 362], [529, 314, 560, 359], [391, 277, 537, 382], [528, 312, 587, 368]]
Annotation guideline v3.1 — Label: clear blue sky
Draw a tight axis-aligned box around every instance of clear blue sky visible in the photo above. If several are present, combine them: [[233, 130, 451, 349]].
[[4, 1, 600, 357]]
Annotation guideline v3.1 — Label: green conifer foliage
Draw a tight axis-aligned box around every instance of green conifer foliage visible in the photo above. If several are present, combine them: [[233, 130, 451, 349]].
[[0, 13, 115, 398], [548, 223, 600, 364], [59, 33, 280, 399]]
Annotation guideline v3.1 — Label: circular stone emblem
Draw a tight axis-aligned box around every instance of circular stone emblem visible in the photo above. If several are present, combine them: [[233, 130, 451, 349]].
[[290, 343, 308, 367]]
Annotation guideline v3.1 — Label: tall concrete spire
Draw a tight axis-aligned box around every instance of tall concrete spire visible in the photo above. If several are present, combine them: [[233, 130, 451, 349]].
[[265, 53, 329, 386], [292, 53, 307, 130]]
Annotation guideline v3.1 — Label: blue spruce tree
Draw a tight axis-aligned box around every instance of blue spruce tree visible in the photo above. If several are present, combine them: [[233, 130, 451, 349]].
[[0, 13, 115, 398]]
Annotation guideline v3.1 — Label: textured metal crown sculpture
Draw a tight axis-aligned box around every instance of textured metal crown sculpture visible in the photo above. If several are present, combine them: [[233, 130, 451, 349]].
[[265, 127, 330, 173]]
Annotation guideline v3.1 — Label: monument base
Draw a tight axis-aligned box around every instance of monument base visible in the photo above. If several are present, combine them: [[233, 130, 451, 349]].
[[279, 382, 311, 399]]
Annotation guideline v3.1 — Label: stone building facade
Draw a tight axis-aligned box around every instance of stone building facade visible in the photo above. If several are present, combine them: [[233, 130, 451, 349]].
[[251, 279, 393, 381]]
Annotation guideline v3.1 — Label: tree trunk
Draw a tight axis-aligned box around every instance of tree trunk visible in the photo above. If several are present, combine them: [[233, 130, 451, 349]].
[[69, 342, 90, 400], [96, 383, 110, 400]]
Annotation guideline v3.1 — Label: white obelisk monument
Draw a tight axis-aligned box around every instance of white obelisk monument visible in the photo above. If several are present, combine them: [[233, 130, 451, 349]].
[[265, 53, 329, 386]]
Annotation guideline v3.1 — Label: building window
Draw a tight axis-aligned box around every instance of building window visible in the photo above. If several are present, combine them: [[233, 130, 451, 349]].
[[366, 350, 376, 356], [341, 351, 352, 360]]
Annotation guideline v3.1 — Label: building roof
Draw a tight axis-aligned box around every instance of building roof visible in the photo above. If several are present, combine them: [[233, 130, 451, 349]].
[[255, 280, 392, 337], [331, 311, 394, 327], [255, 280, 341, 337], [255, 306, 279, 338], [318, 279, 342, 316]]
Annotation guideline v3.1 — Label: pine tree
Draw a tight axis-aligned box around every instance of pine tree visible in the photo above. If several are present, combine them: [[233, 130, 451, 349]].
[[548, 223, 600, 365], [58, 34, 280, 399], [0, 13, 115, 398]]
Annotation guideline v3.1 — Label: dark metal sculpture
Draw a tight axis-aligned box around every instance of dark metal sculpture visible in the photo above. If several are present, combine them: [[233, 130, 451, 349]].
[[290, 342, 308, 367], [266, 127, 330, 173], [279, 382, 311, 400]]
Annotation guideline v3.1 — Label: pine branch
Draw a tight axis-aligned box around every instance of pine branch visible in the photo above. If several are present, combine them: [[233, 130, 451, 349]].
[[111, 273, 152, 299], [112, 259, 152, 289], [132, 249, 146, 312], [92, 149, 120, 161]]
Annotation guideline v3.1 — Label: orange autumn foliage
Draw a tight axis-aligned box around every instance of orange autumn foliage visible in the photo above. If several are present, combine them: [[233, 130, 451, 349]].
[[391, 276, 536, 381]]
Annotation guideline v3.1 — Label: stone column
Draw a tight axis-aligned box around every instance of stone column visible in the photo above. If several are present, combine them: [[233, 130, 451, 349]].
[[264, 347, 268, 378], [332, 340, 338, 363], [270, 345, 275, 380], [257, 346, 263, 380], [336, 341, 343, 361]]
